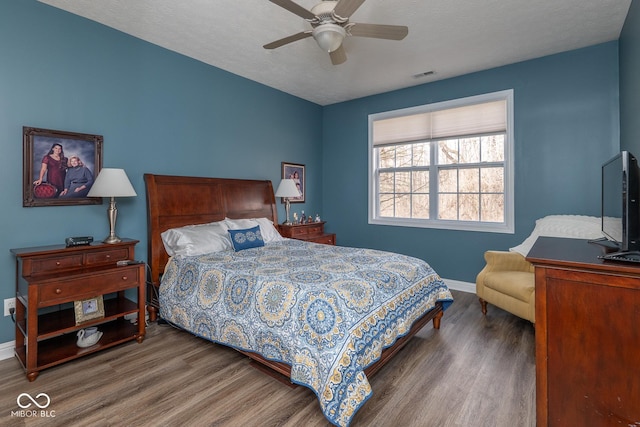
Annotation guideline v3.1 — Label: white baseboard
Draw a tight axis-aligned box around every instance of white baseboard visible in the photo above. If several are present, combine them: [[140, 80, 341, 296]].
[[0, 280, 474, 362], [443, 277, 475, 294], [0, 340, 14, 362]]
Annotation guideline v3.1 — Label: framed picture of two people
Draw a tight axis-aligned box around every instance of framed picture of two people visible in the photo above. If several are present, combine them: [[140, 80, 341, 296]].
[[23, 126, 103, 207]]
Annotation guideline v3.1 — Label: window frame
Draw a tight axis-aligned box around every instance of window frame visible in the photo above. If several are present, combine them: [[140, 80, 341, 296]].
[[368, 90, 515, 234]]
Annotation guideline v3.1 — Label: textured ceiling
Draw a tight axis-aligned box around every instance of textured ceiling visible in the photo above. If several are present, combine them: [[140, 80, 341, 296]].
[[38, 0, 631, 106]]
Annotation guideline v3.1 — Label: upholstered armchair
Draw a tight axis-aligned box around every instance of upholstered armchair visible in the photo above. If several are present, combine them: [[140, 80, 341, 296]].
[[476, 215, 603, 324], [476, 251, 536, 323]]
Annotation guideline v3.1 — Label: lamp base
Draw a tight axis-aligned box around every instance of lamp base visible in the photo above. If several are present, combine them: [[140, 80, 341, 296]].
[[103, 235, 122, 244], [283, 199, 292, 226], [103, 197, 121, 244]]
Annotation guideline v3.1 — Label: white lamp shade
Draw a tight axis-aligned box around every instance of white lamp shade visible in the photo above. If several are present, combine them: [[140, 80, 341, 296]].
[[275, 179, 301, 198], [87, 168, 137, 198], [312, 23, 346, 53]]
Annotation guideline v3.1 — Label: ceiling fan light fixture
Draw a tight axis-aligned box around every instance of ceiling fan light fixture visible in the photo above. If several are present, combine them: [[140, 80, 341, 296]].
[[312, 23, 346, 53]]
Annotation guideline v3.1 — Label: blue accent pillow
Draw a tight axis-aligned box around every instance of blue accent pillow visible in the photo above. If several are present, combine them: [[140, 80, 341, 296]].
[[228, 226, 265, 251]]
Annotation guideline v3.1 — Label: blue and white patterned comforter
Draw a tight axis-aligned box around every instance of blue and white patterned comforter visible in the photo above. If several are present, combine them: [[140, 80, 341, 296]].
[[159, 239, 453, 426]]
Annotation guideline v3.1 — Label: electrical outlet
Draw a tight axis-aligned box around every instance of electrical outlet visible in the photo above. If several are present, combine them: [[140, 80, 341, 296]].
[[4, 298, 16, 316]]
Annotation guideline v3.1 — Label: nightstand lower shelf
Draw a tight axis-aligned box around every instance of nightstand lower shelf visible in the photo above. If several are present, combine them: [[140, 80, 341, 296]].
[[15, 318, 142, 373], [17, 297, 139, 339]]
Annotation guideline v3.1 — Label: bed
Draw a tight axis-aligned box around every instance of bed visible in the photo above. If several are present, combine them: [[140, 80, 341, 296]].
[[144, 173, 454, 427]]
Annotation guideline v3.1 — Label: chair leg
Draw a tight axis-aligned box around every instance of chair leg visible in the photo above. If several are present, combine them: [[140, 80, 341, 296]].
[[479, 298, 488, 315]]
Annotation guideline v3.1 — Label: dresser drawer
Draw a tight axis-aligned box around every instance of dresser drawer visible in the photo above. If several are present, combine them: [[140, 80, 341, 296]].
[[31, 254, 84, 275], [38, 267, 140, 306], [85, 248, 130, 265]]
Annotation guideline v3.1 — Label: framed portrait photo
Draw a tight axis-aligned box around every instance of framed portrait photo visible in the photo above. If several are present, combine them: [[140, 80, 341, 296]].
[[23, 126, 103, 207], [281, 162, 305, 203], [74, 296, 105, 325]]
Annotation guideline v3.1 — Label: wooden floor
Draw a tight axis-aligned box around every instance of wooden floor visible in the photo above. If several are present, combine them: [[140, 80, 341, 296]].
[[0, 291, 535, 426]]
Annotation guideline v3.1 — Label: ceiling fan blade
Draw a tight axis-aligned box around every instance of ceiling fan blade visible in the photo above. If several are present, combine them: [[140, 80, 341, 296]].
[[263, 31, 312, 49], [349, 23, 408, 40], [269, 0, 316, 20], [330, 45, 347, 65], [333, 0, 366, 19]]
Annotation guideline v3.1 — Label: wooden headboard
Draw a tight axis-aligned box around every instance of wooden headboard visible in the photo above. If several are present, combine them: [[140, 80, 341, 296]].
[[144, 174, 278, 286]]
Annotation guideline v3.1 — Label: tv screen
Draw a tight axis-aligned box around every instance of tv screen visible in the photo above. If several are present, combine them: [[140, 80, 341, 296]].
[[602, 154, 623, 245], [601, 151, 640, 252]]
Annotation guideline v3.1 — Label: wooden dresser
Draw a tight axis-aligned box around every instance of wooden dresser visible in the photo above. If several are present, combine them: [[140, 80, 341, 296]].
[[10, 239, 145, 381], [526, 237, 640, 426], [278, 221, 335, 245]]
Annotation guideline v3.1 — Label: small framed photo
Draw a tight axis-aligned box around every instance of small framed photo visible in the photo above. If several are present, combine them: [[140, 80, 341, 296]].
[[23, 126, 103, 207], [74, 296, 105, 325], [281, 162, 305, 203]]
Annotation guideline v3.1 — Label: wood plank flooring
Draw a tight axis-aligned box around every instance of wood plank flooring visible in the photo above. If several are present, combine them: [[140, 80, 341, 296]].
[[0, 291, 535, 426]]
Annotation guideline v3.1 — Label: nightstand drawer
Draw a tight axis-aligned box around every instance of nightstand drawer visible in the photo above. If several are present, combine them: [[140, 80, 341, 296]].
[[85, 248, 130, 265], [289, 227, 312, 237], [279, 222, 326, 238], [308, 234, 336, 245], [278, 222, 335, 245], [304, 224, 324, 236], [39, 268, 140, 305], [31, 255, 84, 275], [14, 240, 138, 278]]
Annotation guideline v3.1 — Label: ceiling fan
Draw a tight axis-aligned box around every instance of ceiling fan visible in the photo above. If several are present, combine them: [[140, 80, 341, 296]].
[[264, 0, 409, 65]]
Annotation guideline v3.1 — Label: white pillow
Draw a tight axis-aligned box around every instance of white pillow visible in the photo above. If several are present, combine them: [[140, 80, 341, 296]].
[[161, 221, 231, 256], [510, 215, 604, 257], [225, 217, 285, 243]]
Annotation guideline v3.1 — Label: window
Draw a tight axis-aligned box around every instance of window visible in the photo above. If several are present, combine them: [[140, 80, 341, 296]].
[[368, 90, 514, 233]]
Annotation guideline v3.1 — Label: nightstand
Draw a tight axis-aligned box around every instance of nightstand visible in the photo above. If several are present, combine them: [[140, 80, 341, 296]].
[[278, 221, 336, 245], [10, 239, 145, 381]]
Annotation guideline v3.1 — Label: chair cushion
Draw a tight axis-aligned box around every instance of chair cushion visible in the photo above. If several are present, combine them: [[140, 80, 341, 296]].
[[482, 271, 535, 303]]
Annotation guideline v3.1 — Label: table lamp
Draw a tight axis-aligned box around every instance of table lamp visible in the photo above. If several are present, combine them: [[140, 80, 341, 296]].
[[87, 168, 137, 243], [274, 179, 300, 225]]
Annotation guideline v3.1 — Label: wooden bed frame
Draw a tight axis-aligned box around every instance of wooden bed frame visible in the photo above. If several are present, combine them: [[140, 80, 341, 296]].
[[144, 173, 444, 382]]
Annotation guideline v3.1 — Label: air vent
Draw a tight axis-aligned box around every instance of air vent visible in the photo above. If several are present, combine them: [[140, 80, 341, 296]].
[[413, 71, 435, 78]]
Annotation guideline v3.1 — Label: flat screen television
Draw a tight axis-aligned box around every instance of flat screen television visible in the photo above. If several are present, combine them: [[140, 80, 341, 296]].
[[601, 150, 640, 254]]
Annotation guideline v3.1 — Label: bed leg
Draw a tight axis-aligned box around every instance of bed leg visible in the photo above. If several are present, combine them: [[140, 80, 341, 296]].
[[147, 305, 158, 322], [432, 310, 444, 329]]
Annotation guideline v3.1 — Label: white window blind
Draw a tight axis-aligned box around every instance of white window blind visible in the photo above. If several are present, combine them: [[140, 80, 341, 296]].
[[373, 100, 507, 146]]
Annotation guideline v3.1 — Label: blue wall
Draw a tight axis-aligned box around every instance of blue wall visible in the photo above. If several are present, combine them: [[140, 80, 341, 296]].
[[322, 42, 620, 282], [0, 1, 322, 343], [620, 0, 640, 153]]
